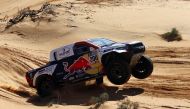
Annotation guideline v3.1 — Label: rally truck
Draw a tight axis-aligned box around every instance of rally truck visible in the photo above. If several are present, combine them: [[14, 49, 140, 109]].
[[26, 38, 153, 97]]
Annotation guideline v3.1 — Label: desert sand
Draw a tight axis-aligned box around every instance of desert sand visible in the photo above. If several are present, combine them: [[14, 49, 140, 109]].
[[0, 0, 190, 109]]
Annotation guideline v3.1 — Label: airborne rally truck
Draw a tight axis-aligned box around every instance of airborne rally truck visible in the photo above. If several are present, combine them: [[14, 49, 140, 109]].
[[26, 38, 153, 97]]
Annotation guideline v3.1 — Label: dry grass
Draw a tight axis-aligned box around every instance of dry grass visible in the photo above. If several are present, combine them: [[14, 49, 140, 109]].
[[161, 28, 182, 42], [81, 0, 114, 4], [117, 98, 139, 109], [78, 0, 133, 4], [89, 92, 109, 109], [4, 2, 60, 30]]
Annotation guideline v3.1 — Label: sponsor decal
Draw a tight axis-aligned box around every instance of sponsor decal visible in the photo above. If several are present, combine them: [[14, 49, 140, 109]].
[[62, 47, 71, 56], [38, 65, 56, 75], [63, 57, 91, 73], [62, 52, 101, 79], [57, 47, 72, 59], [69, 76, 75, 81]]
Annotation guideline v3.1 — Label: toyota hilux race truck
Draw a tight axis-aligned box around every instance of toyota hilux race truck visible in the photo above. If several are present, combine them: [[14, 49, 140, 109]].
[[26, 38, 153, 97]]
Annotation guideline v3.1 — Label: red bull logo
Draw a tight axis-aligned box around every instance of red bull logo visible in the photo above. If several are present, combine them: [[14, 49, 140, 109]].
[[63, 57, 91, 73]]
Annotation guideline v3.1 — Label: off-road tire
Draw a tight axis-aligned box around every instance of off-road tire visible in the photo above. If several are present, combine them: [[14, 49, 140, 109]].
[[106, 60, 131, 85], [132, 55, 153, 79], [36, 76, 55, 97]]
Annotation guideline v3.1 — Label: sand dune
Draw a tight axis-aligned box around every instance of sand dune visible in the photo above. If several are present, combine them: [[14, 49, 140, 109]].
[[0, 0, 190, 109], [0, 46, 47, 103]]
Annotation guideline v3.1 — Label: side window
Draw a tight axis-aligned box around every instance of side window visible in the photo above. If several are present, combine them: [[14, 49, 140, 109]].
[[89, 50, 98, 63], [74, 45, 90, 55]]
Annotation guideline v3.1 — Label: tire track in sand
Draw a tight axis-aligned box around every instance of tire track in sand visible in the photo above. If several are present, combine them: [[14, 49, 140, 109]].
[[124, 47, 190, 100], [0, 46, 47, 101]]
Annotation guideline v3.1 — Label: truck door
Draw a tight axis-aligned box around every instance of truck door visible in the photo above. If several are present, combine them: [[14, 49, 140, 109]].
[[73, 44, 102, 75]]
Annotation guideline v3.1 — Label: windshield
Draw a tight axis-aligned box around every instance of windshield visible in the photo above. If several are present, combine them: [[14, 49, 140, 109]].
[[88, 38, 116, 47]]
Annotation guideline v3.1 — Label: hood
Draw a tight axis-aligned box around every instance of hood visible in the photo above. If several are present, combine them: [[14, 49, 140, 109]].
[[100, 42, 127, 53]]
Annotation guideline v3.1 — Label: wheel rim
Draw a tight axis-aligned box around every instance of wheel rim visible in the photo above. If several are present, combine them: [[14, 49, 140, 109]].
[[111, 63, 124, 79], [131, 56, 153, 79], [41, 82, 50, 90], [39, 80, 53, 95], [136, 60, 146, 73]]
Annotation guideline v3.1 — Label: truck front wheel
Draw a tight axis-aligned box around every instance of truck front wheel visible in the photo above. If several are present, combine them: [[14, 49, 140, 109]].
[[106, 60, 131, 85], [132, 55, 153, 79]]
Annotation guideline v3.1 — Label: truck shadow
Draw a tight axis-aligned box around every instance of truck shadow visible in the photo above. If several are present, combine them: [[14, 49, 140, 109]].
[[27, 84, 144, 106]]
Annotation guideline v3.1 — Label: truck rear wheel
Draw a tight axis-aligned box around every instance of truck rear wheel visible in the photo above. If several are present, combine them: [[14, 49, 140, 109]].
[[106, 60, 131, 85], [132, 55, 153, 79], [36, 76, 55, 97]]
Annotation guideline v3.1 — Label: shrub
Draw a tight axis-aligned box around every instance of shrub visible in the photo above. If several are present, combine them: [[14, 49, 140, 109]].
[[89, 92, 109, 109], [161, 28, 182, 42], [4, 2, 59, 30], [117, 98, 139, 109]]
